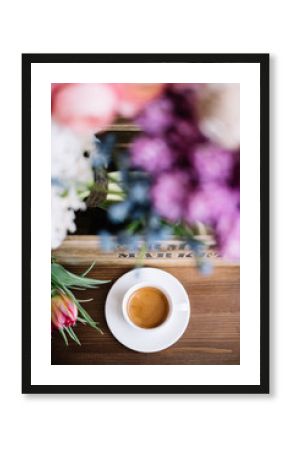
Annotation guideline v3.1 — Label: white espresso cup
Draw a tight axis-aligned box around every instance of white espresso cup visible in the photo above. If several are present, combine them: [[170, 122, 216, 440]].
[[122, 281, 174, 331]]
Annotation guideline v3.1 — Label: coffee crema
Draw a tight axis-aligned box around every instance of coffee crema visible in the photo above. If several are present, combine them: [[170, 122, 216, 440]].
[[127, 287, 169, 329]]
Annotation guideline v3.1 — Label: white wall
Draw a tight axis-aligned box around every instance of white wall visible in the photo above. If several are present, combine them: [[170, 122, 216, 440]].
[[0, 1, 285, 449]]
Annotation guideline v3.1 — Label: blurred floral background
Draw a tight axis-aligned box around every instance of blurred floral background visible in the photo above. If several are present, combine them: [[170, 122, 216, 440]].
[[51, 83, 240, 267], [51, 82, 240, 344]]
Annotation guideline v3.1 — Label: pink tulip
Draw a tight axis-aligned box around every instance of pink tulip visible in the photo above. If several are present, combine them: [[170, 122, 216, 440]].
[[51, 292, 78, 330], [51, 83, 118, 135], [112, 83, 165, 117]]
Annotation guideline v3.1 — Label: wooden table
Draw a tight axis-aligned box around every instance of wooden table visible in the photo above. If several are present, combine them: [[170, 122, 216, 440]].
[[52, 238, 240, 365]]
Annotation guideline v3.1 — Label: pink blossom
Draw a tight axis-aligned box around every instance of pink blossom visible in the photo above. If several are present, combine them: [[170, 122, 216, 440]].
[[51, 292, 78, 330], [130, 136, 174, 174], [190, 143, 235, 184], [52, 83, 118, 135], [112, 83, 165, 118], [136, 97, 173, 135], [151, 171, 189, 221], [186, 184, 238, 224]]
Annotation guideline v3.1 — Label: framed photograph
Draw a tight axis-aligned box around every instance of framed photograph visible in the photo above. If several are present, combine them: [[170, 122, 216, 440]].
[[22, 53, 269, 394]]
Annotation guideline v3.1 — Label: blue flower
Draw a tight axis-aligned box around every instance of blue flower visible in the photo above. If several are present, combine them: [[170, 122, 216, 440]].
[[117, 232, 140, 251], [92, 135, 115, 169], [158, 225, 172, 241], [130, 206, 146, 221], [108, 201, 131, 223], [130, 181, 149, 203], [199, 260, 213, 276], [188, 239, 205, 255], [99, 231, 115, 252], [148, 215, 161, 230], [146, 231, 159, 249]]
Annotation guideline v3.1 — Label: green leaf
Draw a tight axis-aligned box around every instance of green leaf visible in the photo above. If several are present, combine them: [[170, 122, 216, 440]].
[[81, 260, 96, 277], [64, 326, 75, 343], [51, 262, 110, 289], [78, 317, 100, 327], [76, 301, 95, 322], [59, 328, 68, 346], [66, 327, 81, 346], [61, 285, 76, 302], [51, 288, 58, 297], [77, 317, 87, 324], [77, 298, 94, 303], [126, 219, 141, 234], [76, 301, 103, 333], [136, 242, 147, 268]]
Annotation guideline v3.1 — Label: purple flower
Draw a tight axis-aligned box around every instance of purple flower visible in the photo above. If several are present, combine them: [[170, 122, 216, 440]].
[[186, 183, 237, 225], [136, 97, 173, 135], [151, 171, 188, 221], [215, 210, 238, 242], [126, 84, 240, 263], [190, 143, 235, 184], [167, 119, 202, 150], [130, 136, 174, 174], [185, 186, 213, 224], [231, 153, 240, 187], [217, 212, 240, 260]]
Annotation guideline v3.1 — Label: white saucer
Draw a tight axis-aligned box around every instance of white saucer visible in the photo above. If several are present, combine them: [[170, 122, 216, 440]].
[[105, 268, 190, 353]]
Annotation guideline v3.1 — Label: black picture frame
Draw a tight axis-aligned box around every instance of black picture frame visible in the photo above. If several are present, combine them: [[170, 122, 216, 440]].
[[22, 53, 269, 394]]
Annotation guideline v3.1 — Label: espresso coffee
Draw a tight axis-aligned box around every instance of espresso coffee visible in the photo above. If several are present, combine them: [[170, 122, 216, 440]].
[[127, 287, 169, 329]]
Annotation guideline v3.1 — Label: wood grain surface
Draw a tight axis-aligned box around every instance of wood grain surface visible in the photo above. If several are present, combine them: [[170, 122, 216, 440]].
[[51, 257, 240, 365]]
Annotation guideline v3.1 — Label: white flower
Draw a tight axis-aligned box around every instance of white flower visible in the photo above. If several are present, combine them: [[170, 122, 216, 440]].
[[51, 121, 94, 185], [196, 84, 240, 150], [51, 186, 86, 249], [51, 121, 97, 249]]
